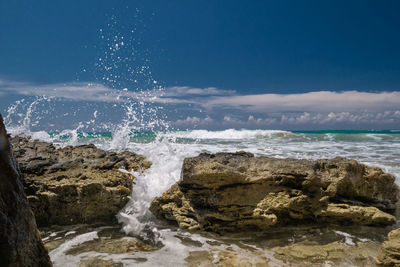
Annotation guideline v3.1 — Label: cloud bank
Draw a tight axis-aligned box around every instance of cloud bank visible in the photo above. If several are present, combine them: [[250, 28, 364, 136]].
[[1, 78, 399, 129], [203, 91, 400, 113]]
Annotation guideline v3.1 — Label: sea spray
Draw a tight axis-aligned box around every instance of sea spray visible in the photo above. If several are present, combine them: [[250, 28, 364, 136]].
[[117, 135, 189, 241], [3, 7, 173, 245], [3, 7, 400, 265]]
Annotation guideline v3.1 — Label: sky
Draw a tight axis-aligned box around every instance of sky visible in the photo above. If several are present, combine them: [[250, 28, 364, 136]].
[[0, 0, 400, 131]]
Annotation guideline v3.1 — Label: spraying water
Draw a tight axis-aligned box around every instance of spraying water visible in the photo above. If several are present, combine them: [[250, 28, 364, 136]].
[[3, 8, 400, 266]]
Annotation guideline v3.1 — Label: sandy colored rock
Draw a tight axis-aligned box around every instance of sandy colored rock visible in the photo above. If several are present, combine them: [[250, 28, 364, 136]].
[[10, 135, 151, 226], [150, 152, 397, 232], [185, 249, 271, 267], [66, 236, 156, 255], [0, 115, 52, 266], [315, 203, 395, 226], [376, 228, 400, 266], [79, 257, 123, 267], [273, 240, 379, 266]]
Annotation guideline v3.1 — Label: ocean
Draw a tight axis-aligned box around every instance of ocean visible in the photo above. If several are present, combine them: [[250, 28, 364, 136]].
[[7, 127, 400, 266]]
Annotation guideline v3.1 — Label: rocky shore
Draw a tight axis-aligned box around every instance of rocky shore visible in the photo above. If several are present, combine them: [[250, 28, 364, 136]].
[[9, 136, 151, 227], [150, 152, 398, 232], [2, 127, 400, 266]]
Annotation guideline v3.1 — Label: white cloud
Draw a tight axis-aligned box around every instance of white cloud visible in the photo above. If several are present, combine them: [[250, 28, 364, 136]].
[[164, 86, 235, 97], [175, 115, 214, 127], [0, 79, 235, 104], [4, 80, 397, 115], [203, 91, 400, 113], [173, 110, 400, 129], [1, 79, 399, 129], [0, 79, 159, 102], [275, 110, 400, 125]]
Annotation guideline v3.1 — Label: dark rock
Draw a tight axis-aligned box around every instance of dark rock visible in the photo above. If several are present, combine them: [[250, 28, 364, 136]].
[[0, 115, 52, 266]]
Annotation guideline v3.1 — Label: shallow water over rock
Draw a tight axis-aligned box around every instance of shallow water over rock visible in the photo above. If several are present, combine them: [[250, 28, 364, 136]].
[[41, 223, 396, 266], [10, 130, 400, 266]]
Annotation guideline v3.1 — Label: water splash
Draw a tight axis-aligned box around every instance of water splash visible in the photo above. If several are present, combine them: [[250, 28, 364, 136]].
[[5, 7, 168, 145], [117, 136, 187, 241], [3, 8, 171, 243]]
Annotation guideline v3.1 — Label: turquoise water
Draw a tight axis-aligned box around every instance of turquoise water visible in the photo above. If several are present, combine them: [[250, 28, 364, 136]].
[[32, 129, 399, 183], [35, 128, 399, 266]]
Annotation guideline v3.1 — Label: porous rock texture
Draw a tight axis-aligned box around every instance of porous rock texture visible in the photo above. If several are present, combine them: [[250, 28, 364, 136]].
[[273, 240, 379, 266], [376, 228, 400, 266], [150, 152, 398, 232], [10, 136, 151, 226], [0, 115, 52, 266]]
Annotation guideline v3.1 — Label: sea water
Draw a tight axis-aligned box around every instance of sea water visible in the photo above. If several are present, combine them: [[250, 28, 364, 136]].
[[6, 126, 400, 266], [4, 94, 400, 266], [3, 11, 400, 264]]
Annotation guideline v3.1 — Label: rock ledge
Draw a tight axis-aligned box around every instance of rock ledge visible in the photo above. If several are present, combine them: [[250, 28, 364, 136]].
[[151, 152, 397, 232], [10, 136, 151, 226]]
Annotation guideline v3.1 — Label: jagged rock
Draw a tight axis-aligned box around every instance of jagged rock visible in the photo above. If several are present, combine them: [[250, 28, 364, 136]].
[[0, 115, 52, 266], [315, 203, 395, 225], [10, 136, 151, 226], [376, 228, 400, 266], [150, 152, 397, 232]]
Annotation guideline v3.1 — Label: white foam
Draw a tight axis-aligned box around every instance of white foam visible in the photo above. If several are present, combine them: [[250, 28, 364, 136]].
[[50, 231, 99, 267], [334, 231, 356, 246], [160, 129, 293, 140]]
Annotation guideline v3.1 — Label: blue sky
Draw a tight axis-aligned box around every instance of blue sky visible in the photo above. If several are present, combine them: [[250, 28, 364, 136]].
[[1, 0, 400, 130]]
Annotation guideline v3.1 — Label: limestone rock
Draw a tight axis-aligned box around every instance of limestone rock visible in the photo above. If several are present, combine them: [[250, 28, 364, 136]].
[[273, 240, 379, 266], [150, 152, 397, 232], [66, 236, 155, 255], [10, 136, 151, 226], [0, 115, 52, 266], [315, 203, 395, 226], [185, 249, 272, 267], [376, 228, 400, 266], [79, 257, 123, 267]]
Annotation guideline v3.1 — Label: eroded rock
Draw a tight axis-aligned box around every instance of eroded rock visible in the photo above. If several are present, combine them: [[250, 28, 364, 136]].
[[273, 240, 380, 266], [376, 228, 400, 266], [66, 237, 155, 255], [185, 250, 272, 267], [10, 136, 151, 226], [0, 115, 52, 266], [150, 152, 397, 232], [79, 257, 123, 267]]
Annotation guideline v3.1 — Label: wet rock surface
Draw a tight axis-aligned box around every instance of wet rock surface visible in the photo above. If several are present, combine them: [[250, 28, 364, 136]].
[[0, 115, 52, 266], [376, 228, 400, 266], [43, 225, 157, 267], [273, 240, 380, 266], [185, 249, 272, 267], [150, 152, 398, 232], [65, 236, 156, 255], [79, 257, 123, 267], [10, 136, 151, 226], [43, 221, 394, 266]]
